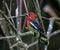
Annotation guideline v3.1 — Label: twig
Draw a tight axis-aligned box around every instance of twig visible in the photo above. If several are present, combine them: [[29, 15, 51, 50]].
[[10, 41, 27, 49], [16, 0, 23, 32], [23, 0, 29, 15], [19, 31, 33, 36], [36, 0, 45, 33], [0, 36, 16, 40], [10, 0, 12, 14], [47, 18, 54, 39], [0, 14, 60, 21], [4, 2, 15, 25], [27, 40, 38, 48], [0, 10, 17, 33], [33, 0, 45, 33], [19, 0, 22, 15], [0, 31, 34, 40], [0, 13, 27, 21], [22, 0, 29, 32], [45, 18, 54, 50], [50, 30, 60, 37], [7, 38, 14, 50], [10, 41, 19, 49]]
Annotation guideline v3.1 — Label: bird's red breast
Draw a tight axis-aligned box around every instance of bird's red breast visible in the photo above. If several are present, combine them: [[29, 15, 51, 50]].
[[27, 12, 36, 26]]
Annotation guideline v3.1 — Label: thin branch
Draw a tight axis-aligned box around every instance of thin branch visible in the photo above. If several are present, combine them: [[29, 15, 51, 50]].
[[0, 13, 27, 21], [22, 0, 29, 32], [23, 0, 29, 15], [0, 10, 17, 33], [33, 0, 45, 33], [19, 0, 22, 15], [4, 2, 15, 25], [10, 41, 19, 49], [0, 36, 16, 40], [47, 18, 54, 38], [27, 40, 38, 48], [50, 30, 60, 37], [10, 0, 12, 14], [0, 14, 60, 21], [45, 18, 54, 50], [19, 31, 34, 36], [16, 0, 23, 32], [0, 31, 34, 40], [10, 41, 27, 49], [7, 38, 14, 50]]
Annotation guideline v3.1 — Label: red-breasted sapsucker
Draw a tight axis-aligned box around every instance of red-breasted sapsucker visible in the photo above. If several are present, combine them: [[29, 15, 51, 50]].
[[26, 12, 48, 45]]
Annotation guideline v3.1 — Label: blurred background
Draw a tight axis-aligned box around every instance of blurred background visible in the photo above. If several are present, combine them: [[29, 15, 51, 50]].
[[0, 0, 60, 50]]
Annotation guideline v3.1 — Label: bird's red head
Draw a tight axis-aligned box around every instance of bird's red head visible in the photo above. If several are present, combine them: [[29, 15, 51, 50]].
[[27, 12, 36, 26]]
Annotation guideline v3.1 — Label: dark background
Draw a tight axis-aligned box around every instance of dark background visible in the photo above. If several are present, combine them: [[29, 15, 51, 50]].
[[0, 0, 60, 50]]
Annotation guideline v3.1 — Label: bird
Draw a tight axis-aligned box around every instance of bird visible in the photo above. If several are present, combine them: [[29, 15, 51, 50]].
[[26, 12, 48, 45]]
